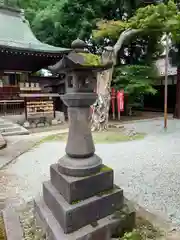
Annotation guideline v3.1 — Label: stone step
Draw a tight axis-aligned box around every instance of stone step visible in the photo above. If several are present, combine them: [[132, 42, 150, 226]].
[[50, 164, 114, 204], [0, 123, 13, 128], [0, 126, 22, 133], [2, 129, 29, 136], [2, 205, 23, 240], [35, 198, 119, 240], [43, 181, 123, 234], [0, 118, 29, 136]]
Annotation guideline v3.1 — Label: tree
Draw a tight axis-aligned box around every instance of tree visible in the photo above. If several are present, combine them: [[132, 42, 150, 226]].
[[18, 0, 151, 131], [19, 0, 130, 48], [91, 0, 179, 130], [19, 0, 180, 124], [91, 28, 143, 131], [113, 65, 158, 115]]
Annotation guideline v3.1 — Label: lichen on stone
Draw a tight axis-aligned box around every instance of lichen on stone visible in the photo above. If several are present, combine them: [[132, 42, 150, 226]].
[[78, 53, 102, 66]]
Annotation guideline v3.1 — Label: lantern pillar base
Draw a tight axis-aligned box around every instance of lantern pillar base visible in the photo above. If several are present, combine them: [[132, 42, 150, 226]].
[[58, 154, 102, 177]]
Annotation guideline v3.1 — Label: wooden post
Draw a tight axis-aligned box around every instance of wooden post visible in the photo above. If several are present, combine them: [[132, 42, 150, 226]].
[[53, 98, 56, 118], [24, 97, 28, 121], [164, 33, 169, 129]]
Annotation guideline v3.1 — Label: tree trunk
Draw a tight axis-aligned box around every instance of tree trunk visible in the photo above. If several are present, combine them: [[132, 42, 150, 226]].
[[91, 29, 141, 131], [91, 67, 113, 131], [174, 66, 180, 118]]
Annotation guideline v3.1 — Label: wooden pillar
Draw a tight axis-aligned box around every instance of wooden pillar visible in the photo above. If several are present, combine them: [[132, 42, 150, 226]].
[[24, 97, 28, 121]]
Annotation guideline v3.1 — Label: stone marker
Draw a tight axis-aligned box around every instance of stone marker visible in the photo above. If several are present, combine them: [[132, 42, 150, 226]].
[[35, 39, 134, 240]]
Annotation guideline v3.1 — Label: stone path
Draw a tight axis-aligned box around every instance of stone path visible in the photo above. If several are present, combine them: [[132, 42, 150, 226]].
[[1, 118, 180, 229]]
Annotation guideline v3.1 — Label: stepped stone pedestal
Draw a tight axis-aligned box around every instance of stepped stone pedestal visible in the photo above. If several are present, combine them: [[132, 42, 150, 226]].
[[35, 39, 135, 240]]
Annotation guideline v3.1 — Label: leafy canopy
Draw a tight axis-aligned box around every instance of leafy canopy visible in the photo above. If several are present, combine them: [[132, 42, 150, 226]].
[[113, 65, 158, 104], [93, 1, 178, 41], [19, 0, 128, 47]]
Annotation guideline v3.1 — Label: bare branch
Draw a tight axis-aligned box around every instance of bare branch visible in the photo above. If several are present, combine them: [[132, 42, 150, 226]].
[[113, 29, 142, 64]]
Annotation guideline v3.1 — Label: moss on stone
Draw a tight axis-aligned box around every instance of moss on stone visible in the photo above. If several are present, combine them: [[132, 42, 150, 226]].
[[78, 53, 101, 66], [71, 200, 82, 205], [100, 166, 113, 173], [0, 214, 6, 240], [96, 186, 118, 197]]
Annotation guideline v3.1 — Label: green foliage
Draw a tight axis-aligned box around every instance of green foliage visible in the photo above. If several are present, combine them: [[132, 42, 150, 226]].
[[128, 0, 177, 33], [18, 0, 126, 47], [121, 230, 141, 240], [113, 65, 157, 105], [119, 216, 163, 240], [93, 20, 127, 40], [93, 1, 178, 41]]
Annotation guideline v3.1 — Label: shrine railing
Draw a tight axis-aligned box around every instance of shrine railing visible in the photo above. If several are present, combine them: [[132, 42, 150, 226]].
[[0, 100, 24, 116]]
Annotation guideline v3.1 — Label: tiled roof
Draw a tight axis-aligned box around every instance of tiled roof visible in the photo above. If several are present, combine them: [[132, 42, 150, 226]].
[[0, 5, 70, 54]]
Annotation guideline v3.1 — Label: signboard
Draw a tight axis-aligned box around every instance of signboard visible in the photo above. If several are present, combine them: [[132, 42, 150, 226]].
[[26, 100, 54, 119]]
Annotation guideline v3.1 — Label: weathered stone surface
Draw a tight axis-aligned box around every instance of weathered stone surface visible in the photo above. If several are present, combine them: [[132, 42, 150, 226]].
[[55, 111, 65, 123], [33, 39, 130, 240], [52, 119, 58, 126], [111, 202, 136, 238], [34, 198, 119, 240], [23, 121, 30, 128], [58, 154, 102, 177], [43, 181, 123, 234], [2, 205, 23, 240], [51, 164, 114, 203], [65, 107, 95, 158]]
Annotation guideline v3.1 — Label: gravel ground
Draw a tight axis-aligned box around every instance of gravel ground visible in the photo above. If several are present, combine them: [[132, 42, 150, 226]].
[[1, 118, 180, 228]]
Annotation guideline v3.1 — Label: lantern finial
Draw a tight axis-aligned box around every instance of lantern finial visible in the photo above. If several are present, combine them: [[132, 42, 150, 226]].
[[71, 38, 87, 50]]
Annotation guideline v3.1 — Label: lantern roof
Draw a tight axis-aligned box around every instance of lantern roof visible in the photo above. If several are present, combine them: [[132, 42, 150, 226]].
[[48, 51, 113, 73], [0, 4, 70, 54]]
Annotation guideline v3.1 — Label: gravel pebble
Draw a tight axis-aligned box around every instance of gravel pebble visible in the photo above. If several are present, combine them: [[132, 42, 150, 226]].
[[19, 203, 46, 240]]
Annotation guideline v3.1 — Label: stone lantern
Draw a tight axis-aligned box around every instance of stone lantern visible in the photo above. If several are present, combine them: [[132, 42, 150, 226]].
[[35, 39, 135, 240], [48, 39, 113, 177]]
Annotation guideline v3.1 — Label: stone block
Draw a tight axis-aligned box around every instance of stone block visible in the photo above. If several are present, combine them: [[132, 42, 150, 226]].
[[50, 164, 114, 203], [111, 202, 136, 238], [2, 205, 23, 240], [52, 119, 58, 125], [23, 121, 30, 128], [43, 181, 123, 234], [55, 111, 65, 123], [35, 198, 120, 240]]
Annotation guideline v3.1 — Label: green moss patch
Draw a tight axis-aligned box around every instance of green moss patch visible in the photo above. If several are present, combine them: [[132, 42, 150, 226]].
[[71, 200, 81, 205], [96, 188, 115, 197], [78, 52, 101, 66], [120, 216, 164, 240], [36, 131, 145, 147], [100, 166, 113, 173]]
